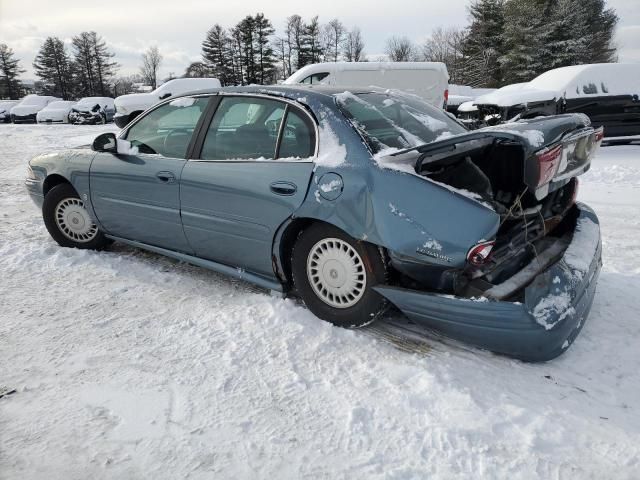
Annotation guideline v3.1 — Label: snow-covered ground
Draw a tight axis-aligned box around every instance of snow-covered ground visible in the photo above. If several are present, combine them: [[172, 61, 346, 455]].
[[1, 124, 639, 479]]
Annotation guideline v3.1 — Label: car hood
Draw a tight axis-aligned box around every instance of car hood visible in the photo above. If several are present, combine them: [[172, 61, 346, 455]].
[[114, 92, 154, 109], [473, 87, 559, 107]]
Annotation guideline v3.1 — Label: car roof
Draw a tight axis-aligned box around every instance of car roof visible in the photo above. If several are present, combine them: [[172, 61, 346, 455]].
[[179, 84, 395, 102]]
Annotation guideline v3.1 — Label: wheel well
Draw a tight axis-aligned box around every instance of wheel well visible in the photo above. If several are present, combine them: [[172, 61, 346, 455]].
[[277, 218, 316, 286], [276, 218, 387, 287], [43, 174, 72, 196]]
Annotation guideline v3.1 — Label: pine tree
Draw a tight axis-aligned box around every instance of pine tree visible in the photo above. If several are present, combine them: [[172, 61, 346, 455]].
[[462, 0, 506, 87], [202, 24, 235, 85], [33, 37, 73, 99], [500, 0, 545, 83], [71, 31, 117, 97], [287, 15, 307, 70], [302, 16, 324, 65], [236, 16, 257, 84], [253, 13, 277, 84], [91, 32, 118, 95], [0, 43, 24, 99]]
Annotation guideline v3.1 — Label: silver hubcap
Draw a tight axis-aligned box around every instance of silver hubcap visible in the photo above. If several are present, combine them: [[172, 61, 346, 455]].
[[55, 198, 98, 243], [307, 238, 366, 308]]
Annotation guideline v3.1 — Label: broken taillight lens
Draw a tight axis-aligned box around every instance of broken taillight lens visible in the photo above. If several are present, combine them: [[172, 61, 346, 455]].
[[594, 127, 604, 143], [536, 144, 563, 187], [467, 240, 495, 266]]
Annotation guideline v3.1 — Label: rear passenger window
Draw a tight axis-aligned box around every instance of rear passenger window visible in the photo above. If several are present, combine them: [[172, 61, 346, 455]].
[[301, 72, 329, 84], [201, 97, 284, 160], [200, 96, 316, 161], [278, 109, 315, 159]]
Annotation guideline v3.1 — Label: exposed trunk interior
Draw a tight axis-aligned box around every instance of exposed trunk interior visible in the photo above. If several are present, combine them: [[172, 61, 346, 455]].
[[410, 138, 579, 301]]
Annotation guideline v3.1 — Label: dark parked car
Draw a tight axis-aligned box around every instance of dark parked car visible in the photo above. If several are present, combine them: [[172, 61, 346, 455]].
[[469, 64, 640, 141], [26, 86, 603, 361]]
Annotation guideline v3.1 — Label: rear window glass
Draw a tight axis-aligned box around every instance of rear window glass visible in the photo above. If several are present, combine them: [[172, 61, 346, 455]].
[[335, 92, 465, 154]]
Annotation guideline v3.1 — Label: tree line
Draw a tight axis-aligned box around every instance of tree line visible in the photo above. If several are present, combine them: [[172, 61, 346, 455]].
[[419, 0, 618, 87], [0, 2, 619, 99], [191, 14, 364, 86]]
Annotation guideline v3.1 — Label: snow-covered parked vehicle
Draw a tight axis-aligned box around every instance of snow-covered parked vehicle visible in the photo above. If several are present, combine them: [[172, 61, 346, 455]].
[[284, 62, 450, 109], [68, 97, 115, 124], [36, 100, 77, 124], [471, 64, 640, 140], [26, 86, 603, 361], [113, 78, 221, 128], [10, 95, 60, 123], [0, 100, 19, 123]]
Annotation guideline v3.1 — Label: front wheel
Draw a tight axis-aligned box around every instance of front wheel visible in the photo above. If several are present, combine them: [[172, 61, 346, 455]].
[[42, 183, 110, 250], [291, 223, 388, 328]]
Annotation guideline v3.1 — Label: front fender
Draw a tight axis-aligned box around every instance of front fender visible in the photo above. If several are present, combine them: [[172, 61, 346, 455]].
[[28, 149, 100, 224]]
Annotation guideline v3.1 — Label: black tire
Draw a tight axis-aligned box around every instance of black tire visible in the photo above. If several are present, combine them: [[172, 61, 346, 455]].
[[605, 140, 631, 146], [42, 183, 110, 250], [291, 223, 388, 328]]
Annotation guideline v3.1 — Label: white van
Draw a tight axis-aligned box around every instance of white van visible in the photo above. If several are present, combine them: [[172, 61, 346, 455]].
[[284, 62, 449, 108], [114, 77, 221, 128]]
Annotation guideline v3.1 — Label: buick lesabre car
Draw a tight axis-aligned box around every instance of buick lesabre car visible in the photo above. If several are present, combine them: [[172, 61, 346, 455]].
[[25, 86, 603, 361]]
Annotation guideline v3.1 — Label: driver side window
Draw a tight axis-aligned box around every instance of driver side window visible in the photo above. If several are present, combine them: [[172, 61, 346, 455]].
[[125, 96, 210, 158]]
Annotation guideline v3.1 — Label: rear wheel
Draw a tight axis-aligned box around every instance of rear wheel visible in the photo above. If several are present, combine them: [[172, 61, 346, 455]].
[[291, 223, 388, 328], [42, 183, 110, 250]]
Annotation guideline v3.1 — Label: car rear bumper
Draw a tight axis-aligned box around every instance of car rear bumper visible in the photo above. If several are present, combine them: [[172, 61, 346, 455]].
[[375, 203, 602, 362], [12, 113, 37, 123]]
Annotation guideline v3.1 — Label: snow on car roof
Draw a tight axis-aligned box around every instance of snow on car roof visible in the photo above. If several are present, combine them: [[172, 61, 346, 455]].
[[528, 63, 640, 98], [43, 101, 76, 108], [284, 62, 449, 84], [473, 84, 558, 107]]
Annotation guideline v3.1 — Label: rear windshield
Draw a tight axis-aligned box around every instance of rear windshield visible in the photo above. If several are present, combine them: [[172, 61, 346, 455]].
[[335, 92, 465, 154]]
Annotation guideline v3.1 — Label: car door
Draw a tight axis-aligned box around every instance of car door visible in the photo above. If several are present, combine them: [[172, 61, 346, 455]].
[[90, 96, 211, 252], [180, 95, 316, 278]]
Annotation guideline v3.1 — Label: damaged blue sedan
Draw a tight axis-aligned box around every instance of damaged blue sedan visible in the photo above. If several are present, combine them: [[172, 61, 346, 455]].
[[25, 86, 603, 361]]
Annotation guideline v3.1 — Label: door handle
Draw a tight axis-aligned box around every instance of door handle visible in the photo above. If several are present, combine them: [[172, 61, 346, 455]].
[[156, 171, 176, 184], [270, 181, 297, 196]]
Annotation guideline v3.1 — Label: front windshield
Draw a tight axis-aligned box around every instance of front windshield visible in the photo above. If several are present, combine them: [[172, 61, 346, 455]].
[[22, 97, 48, 107], [336, 91, 466, 154], [47, 102, 70, 109], [77, 98, 101, 106]]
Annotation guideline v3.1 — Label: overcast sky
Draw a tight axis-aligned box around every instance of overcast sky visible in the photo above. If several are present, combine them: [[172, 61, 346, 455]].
[[1, 0, 638, 81]]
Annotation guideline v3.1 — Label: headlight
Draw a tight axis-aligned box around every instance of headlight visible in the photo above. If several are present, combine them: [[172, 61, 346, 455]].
[[116, 105, 127, 114]]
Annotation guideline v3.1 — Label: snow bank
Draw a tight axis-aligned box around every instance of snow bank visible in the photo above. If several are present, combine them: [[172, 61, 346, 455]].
[[2, 124, 640, 479]]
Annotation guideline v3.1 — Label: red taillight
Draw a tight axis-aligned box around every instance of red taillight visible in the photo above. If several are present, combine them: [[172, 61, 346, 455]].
[[594, 127, 604, 143], [467, 240, 495, 266], [444, 89, 449, 103], [536, 144, 563, 187]]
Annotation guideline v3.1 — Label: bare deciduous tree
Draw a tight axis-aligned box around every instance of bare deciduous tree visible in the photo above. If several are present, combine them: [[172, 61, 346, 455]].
[[140, 45, 162, 89], [385, 36, 416, 62], [323, 19, 346, 62], [343, 27, 365, 62], [422, 27, 467, 83]]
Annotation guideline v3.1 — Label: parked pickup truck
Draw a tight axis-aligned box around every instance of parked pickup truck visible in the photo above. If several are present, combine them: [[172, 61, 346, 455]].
[[469, 63, 640, 142]]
